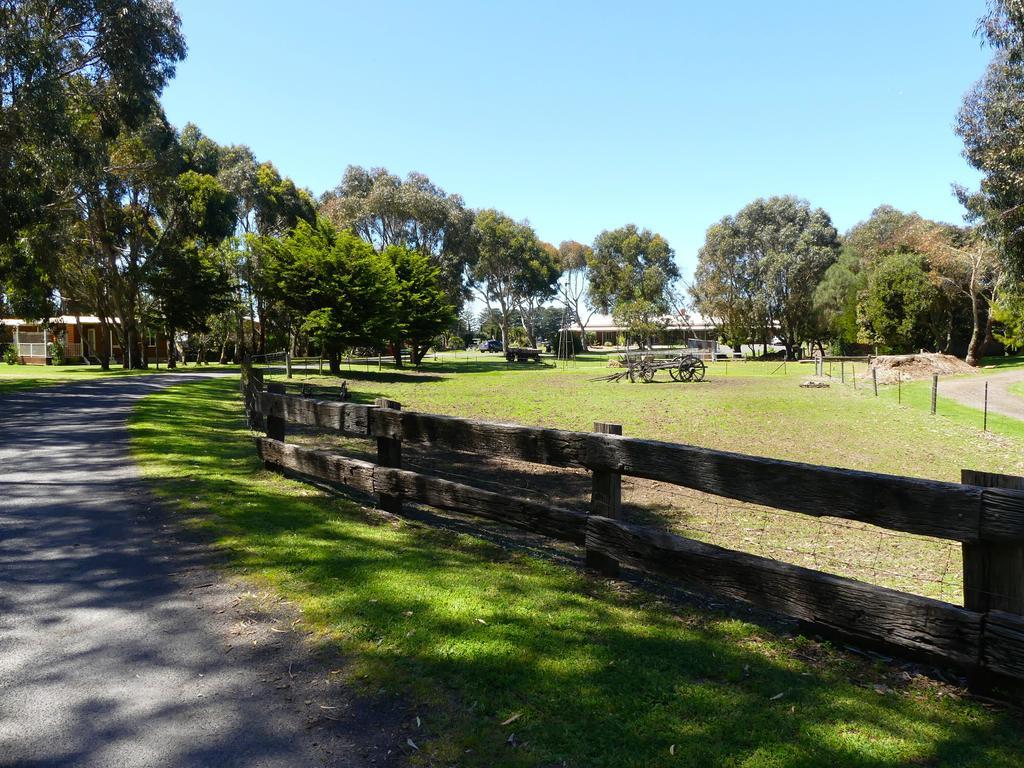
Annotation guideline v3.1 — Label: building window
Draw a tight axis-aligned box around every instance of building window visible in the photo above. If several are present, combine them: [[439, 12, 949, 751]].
[[147, 330, 157, 348]]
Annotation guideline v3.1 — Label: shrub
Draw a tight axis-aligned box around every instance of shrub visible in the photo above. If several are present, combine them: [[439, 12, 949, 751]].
[[49, 340, 65, 366], [3, 344, 18, 365]]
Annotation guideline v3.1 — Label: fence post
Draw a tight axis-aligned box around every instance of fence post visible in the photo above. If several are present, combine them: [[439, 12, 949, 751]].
[[962, 469, 1024, 690], [984, 382, 989, 432], [285, 351, 293, 379], [872, 367, 878, 397], [241, 362, 265, 431], [266, 382, 286, 442], [588, 422, 622, 576], [375, 397, 403, 513], [961, 470, 1024, 615], [840, 361, 845, 384], [931, 374, 938, 415]]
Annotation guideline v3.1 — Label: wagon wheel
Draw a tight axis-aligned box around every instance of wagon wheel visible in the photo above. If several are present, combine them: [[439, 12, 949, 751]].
[[669, 356, 683, 381], [690, 358, 706, 381], [639, 361, 656, 383], [626, 363, 639, 383]]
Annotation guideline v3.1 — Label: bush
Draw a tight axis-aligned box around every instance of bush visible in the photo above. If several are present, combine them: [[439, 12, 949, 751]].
[[49, 340, 65, 366], [3, 344, 18, 365]]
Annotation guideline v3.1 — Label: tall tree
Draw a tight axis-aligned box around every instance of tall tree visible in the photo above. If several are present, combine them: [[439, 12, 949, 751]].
[[262, 219, 398, 375], [58, 112, 235, 369], [692, 197, 839, 358], [588, 225, 677, 347], [384, 245, 455, 366], [955, 2, 1024, 276], [470, 209, 557, 351], [691, 220, 765, 352], [556, 240, 595, 350], [812, 248, 864, 353], [916, 224, 1001, 365], [0, 0, 185, 316], [320, 166, 476, 307], [862, 252, 941, 353]]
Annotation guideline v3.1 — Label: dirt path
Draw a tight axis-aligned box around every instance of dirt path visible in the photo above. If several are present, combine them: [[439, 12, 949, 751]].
[[0, 375, 404, 767], [938, 368, 1024, 422]]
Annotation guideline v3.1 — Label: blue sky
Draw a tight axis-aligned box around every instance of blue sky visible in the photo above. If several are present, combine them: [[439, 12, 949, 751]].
[[161, 1, 991, 281]]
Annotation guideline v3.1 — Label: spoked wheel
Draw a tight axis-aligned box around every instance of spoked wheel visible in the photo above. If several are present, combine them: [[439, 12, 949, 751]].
[[669, 357, 683, 381], [626, 364, 639, 383], [639, 362, 656, 383], [691, 359, 706, 381]]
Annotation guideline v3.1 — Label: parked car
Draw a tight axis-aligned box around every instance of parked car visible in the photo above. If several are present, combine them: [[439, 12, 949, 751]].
[[478, 339, 503, 353]]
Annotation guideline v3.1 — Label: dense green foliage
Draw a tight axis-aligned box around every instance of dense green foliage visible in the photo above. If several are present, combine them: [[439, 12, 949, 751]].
[[471, 209, 559, 350], [0, 0, 186, 317], [691, 196, 839, 357]]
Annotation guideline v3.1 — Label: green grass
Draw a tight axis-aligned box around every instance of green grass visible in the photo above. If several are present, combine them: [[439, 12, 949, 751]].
[[130, 377, 1024, 767], [0, 362, 237, 394], [278, 351, 1024, 483], [876, 377, 1024, 443], [270, 353, 1024, 603]]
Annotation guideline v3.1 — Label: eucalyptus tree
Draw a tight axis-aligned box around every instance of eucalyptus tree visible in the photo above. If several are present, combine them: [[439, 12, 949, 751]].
[[588, 225, 677, 347], [470, 209, 558, 351], [692, 197, 839, 358], [556, 240, 595, 350], [319, 166, 477, 307], [0, 0, 185, 316], [954, 2, 1024, 277], [180, 128, 316, 357], [58, 112, 235, 369]]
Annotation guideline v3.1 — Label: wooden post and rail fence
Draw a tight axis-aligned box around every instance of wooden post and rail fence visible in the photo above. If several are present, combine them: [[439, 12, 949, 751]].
[[239, 366, 1024, 687]]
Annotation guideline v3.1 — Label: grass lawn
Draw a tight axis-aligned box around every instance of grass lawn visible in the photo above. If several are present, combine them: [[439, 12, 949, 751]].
[[259, 352, 1024, 603], [0, 362, 237, 394], [274, 352, 1024, 482], [131, 377, 1024, 768]]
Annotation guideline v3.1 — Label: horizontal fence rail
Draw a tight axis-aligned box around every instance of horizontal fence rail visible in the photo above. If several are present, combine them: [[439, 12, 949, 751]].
[[255, 392, 1024, 545], [245, 384, 1024, 686]]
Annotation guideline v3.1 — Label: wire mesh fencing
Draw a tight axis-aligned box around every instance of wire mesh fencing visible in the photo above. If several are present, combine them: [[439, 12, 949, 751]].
[[620, 477, 963, 604]]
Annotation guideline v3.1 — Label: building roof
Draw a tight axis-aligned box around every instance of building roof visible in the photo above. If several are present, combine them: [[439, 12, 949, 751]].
[[1, 315, 108, 326], [562, 312, 720, 333]]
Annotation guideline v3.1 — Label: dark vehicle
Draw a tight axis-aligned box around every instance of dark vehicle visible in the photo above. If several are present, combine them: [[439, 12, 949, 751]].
[[478, 339, 503, 352]]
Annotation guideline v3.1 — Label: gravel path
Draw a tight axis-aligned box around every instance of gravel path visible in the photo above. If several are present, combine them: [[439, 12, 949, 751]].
[[937, 368, 1024, 422], [0, 375, 402, 768]]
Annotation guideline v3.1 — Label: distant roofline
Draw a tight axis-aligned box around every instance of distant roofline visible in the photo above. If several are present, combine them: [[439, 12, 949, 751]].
[[561, 312, 720, 333]]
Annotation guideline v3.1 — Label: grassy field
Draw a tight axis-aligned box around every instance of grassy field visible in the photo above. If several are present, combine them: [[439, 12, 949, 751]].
[[0, 361, 236, 394], [258, 352, 1024, 603], [274, 352, 1024, 481], [130, 377, 1024, 768]]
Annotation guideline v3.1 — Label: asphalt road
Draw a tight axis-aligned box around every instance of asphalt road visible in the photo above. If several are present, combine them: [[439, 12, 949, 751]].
[[0, 375, 397, 768]]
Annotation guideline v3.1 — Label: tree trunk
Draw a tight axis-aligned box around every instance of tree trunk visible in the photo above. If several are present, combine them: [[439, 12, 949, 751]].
[[98, 320, 111, 371], [965, 293, 986, 367], [328, 350, 341, 376], [392, 340, 403, 368], [218, 330, 229, 365], [412, 342, 426, 366], [167, 328, 177, 369]]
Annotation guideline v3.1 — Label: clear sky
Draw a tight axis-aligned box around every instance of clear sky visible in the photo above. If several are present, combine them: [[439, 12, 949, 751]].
[[161, 0, 992, 281]]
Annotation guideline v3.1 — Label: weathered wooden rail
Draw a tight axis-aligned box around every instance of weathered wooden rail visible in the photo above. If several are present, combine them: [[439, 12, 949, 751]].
[[241, 373, 1024, 686]]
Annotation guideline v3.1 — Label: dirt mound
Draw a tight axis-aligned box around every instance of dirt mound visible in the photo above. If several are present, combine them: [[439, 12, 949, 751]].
[[870, 353, 975, 383]]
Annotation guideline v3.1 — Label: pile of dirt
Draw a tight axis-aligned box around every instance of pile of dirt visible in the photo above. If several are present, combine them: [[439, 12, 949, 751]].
[[870, 353, 975, 384]]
